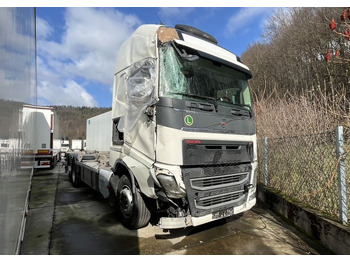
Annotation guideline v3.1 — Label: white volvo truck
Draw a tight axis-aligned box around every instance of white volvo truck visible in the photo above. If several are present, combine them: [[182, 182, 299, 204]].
[[66, 24, 257, 229]]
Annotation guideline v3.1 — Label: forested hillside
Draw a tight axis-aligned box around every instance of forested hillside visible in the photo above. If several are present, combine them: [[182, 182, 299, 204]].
[[54, 106, 111, 140], [241, 7, 350, 138]]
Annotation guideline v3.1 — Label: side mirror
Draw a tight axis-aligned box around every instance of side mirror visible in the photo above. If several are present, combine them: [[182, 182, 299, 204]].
[[144, 106, 155, 122]]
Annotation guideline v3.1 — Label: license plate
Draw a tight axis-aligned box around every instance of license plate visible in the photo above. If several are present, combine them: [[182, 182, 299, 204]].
[[212, 207, 235, 220]]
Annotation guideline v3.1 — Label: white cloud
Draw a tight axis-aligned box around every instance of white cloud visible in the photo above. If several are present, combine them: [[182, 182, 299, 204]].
[[37, 7, 142, 106], [38, 80, 98, 107], [36, 16, 53, 39], [225, 7, 275, 36]]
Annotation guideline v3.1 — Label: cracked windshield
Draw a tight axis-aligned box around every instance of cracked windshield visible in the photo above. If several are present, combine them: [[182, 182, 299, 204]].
[[159, 46, 252, 109]]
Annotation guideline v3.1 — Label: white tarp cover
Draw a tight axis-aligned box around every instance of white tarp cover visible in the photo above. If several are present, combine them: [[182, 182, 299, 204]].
[[114, 25, 161, 132], [115, 24, 161, 74], [118, 58, 157, 133]]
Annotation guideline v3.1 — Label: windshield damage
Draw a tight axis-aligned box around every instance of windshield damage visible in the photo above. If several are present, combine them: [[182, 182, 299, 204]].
[[159, 45, 252, 112]]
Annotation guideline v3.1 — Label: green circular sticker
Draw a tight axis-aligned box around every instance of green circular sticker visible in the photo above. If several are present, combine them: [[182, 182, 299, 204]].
[[184, 115, 193, 126]]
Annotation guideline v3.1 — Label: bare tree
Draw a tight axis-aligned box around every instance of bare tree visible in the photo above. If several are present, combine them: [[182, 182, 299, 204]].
[[241, 7, 350, 138]]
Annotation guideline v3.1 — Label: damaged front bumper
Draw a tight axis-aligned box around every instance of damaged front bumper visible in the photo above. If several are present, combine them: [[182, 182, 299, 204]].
[[158, 197, 256, 229]]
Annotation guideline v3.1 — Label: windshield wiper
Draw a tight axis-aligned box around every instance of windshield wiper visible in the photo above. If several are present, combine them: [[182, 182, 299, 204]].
[[218, 100, 251, 111], [217, 101, 252, 117], [169, 92, 218, 111], [231, 103, 252, 111]]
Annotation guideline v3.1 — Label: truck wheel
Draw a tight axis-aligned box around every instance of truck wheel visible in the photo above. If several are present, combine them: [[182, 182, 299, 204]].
[[49, 158, 55, 170], [49, 159, 54, 170], [117, 175, 151, 229], [108, 188, 117, 208], [71, 165, 81, 188], [68, 165, 72, 182], [50, 157, 57, 169]]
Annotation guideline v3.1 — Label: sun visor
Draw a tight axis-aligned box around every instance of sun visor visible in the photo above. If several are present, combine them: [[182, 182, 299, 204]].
[[174, 33, 251, 77]]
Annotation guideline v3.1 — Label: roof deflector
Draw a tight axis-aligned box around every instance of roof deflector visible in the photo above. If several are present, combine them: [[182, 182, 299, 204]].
[[175, 24, 218, 45]]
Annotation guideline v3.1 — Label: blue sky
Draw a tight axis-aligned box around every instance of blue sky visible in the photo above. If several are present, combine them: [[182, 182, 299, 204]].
[[35, 7, 277, 108]]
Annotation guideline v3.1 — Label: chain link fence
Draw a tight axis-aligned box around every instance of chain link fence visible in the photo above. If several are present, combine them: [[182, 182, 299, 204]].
[[258, 127, 349, 224]]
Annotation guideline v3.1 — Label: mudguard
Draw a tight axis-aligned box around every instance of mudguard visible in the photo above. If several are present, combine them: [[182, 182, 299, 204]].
[[99, 169, 114, 198], [113, 156, 156, 199]]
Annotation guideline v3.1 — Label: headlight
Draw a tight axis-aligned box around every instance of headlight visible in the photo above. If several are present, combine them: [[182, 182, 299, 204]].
[[157, 174, 186, 199]]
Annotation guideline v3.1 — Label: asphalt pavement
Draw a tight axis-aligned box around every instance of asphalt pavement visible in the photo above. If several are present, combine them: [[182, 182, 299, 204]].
[[21, 163, 331, 255]]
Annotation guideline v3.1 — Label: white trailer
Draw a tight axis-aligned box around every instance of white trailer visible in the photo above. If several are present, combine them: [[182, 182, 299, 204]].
[[53, 139, 62, 151], [66, 24, 257, 230], [71, 139, 83, 151], [22, 105, 60, 169], [86, 111, 112, 152], [53, 139, 61, 160]]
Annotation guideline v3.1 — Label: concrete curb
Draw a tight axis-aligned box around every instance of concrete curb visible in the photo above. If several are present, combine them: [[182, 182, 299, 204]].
[[257, 184, 350, 255]]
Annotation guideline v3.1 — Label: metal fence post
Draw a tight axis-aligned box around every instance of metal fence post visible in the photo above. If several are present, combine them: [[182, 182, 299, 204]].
[[336, 126, 348, 224], [264, 137, 268, 186]]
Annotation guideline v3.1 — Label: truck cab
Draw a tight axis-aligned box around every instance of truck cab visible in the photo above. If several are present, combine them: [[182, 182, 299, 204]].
[[61, 140, 70, 152], [109, 24, 257, 229], [60, 140, 70, 162]]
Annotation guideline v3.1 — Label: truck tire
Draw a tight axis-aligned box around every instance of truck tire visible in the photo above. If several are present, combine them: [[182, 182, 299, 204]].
[[108, 188, 117, 208], [71, 164, 81, 188], [49, 159, 54, 170], [50, 157, 57, 170], [67, 164, 72, 182], [117, 175, 151, 229]]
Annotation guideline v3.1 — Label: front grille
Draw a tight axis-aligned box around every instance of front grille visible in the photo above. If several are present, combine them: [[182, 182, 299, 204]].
[[195, 191, 245, 209], [182, 164, 252, 217], [191, 172, 248, 190], [182, 140, 253, 166]]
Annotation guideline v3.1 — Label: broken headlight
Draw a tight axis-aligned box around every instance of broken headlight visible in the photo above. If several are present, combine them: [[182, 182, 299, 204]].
[[157, 174, 186, 199]]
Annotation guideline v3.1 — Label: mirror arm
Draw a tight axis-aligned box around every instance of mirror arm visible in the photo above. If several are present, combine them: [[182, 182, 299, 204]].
[[171, 42, 199, 62]]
